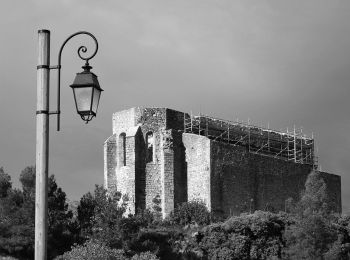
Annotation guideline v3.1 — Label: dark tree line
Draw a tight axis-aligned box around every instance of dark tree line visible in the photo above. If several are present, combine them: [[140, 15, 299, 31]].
[[0, 166, 77, 259], [1, 167, 350, 260]]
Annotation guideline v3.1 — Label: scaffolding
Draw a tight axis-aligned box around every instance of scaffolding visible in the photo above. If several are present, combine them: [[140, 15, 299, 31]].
[[183, 112, 317, 168]]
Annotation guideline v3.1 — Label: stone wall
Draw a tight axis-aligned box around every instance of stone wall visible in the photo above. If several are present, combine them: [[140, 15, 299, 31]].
[[320, 171, 342, 213], [116, 134, 136, 214], [183, 133, 211, 209], [113, 107, 138, 134], [105, 107, 342, 218], [173, 130, 188, 207], [111, 108, 168, 215], [138, 108, 166, 213], [210, 140, 341, 215], [166, 108, 185, 131], [160, 129, 175, 218], [104, 134, 116, 192], [210, 142, 256, 215]]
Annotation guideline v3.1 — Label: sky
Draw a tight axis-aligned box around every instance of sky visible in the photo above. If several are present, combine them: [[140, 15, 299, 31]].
[[0, 0, 350, 212]]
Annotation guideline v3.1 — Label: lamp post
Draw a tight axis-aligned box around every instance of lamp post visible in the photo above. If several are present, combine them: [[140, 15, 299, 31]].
[[35, 29, 102, 260]]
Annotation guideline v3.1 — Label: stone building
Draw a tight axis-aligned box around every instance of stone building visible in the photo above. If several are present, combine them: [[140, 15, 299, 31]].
[[104, 107, 341, 218]]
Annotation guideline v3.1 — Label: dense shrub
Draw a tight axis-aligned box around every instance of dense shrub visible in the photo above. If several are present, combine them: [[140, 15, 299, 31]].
[[325, 215, 350, 260], [169, 201, 211, 226], [182, 211, 289, 260], [55, 240, 160, 260], [131, 251, 159, 260], [55, 240, 127, 260], [128, 227, 182, 260]]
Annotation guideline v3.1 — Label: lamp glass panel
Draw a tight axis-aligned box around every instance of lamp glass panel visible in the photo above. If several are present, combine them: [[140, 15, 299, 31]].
[[91, 88, 101, 114], [73, 87, 93, 112]]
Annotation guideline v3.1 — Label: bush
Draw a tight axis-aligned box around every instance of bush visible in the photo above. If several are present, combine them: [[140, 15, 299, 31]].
[[181, 211, 289, 260], [55, 240, 160, 260], [131, 251, 159, 260], [169, 201, 211, 226], [55, 240, 127, 260], [127, 227, 183, 260]]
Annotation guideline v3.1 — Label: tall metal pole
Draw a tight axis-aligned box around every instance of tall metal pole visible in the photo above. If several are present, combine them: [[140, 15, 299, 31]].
[[35, 29, 50, 260]]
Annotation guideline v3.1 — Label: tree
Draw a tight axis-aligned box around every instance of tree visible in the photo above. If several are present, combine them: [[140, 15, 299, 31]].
[[324, 215, 350, 260], [0, 166, 77, 259], [169, 201, 211, 226], [298, 170, 331, 216], [89, 185, 126, 248], [283, 170, 338, 259], [0, 167, 11, 198], [77, 191, 96, 237], [180, 211, 288, 260], [0, 168, 33, 259], [47, 175, 77, 258], [19, 166, 35, 200], [77, 186, 158, 257]]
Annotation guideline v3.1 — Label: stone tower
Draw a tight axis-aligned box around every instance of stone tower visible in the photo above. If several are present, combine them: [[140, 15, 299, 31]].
[[104, 107, 341, 217]]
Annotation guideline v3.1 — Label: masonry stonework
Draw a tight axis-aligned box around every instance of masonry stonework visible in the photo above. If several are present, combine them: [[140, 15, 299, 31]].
[[104, 107, 342, 217]]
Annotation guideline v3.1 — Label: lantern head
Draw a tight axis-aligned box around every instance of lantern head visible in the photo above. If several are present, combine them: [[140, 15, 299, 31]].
[[70, 62, 103, 123]]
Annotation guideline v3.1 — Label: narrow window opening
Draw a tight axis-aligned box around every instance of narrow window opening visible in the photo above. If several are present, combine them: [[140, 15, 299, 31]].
[[119, 133, 126, 166], [146, 132, 154, 163]]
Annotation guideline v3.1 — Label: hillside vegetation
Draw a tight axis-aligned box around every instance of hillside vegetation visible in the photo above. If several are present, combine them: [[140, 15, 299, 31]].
[[1, 168, 349, 260]]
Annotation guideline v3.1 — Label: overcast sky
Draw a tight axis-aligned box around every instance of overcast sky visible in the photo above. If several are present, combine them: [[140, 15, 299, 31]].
[[1, 0, 350, 212]]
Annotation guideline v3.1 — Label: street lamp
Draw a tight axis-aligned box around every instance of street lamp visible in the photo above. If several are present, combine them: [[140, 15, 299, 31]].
[[70, 62, 103, 123], [35, 29, 102, 260]]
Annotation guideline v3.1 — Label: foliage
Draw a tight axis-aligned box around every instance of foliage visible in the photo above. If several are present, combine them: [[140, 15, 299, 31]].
[[128, 227, 183, 259], [0, 168, 11, 198], [77, 191, 96, 237], [180, 211, 289, 260], [283, 170, 346, 259], [80, 186, 160, 255], [55, 240, 127, 260], [284, 214, 337, 259], [71, 170, 349, 260], [0, 169, 34, 259], [324, 215, 350, 260], [131, 251, 159, 260], [76, 186, 179, 258], [3, 167, 350, 260], [169, 201, 211, 226], [19, 166, 35, 200], [55, 240, 160, 260], [47, 175, 78, 258], [297, 170, 332, 217], [0, 166, 77, 260], [152, 195, 162, 220], [87, 186, 126, 248]]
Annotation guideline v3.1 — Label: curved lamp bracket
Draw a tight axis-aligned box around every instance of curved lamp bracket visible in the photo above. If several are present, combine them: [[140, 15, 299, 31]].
[[54, 31, 99, 131]]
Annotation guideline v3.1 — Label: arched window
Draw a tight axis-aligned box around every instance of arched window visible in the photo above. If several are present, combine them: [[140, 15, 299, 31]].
[[119, 133, 126, 166], [146, 132, 154, 163]]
